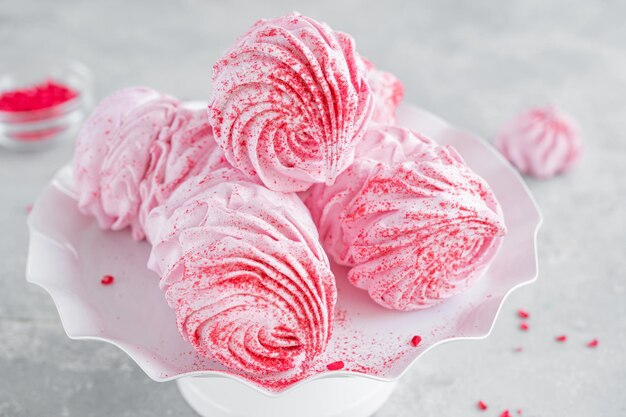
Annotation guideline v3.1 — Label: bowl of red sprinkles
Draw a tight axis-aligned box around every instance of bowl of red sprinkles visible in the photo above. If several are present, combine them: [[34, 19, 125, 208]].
[[0, 60, 93, 150]]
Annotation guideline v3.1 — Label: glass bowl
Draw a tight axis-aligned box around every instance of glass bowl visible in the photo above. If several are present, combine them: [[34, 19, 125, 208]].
[[0, 59, 94, 151]]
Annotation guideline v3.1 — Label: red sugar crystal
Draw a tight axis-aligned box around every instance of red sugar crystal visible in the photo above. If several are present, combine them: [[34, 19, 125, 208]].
[[100, 275, 114, 285], [555, 335, 567, 342], [326, 361, 344, 371], [500, 410, 511, 417], [410, 335, 422, 347], [517, 309, 529, 319], [587, 339, 599, 348], [0, 80, 78, 112], [477, 400, 488, 410], [519, 322, 529, 331]]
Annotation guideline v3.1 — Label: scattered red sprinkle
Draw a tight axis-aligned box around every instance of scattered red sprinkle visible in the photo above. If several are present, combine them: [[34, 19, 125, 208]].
[[410, 335, 422, 347], [0, 80, 78, 112], [519, 322, 529, 331], [25, 204, 33, 214], [100, 275, 115, 285], [555, 335, 567, 342], [513, 346, 524, 353], [326, 361, 344, 371], [477, 400, 488, 411], [517, 309, 530, 319], [500, 410, 511, 417], [587, 339, 599, 348], [517, 409, 523, 415]]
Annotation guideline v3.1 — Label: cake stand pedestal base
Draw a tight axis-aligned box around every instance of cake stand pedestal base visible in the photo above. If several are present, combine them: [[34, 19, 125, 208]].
[[177, 375, 397, 417]]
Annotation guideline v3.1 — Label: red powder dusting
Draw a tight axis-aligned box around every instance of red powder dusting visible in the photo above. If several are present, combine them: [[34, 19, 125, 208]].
[[0, 80, 78, 112], [100, 275, 115, 285], [555, 335, 567, 342], [517, 309, 529, 319], [410, 335, 422, 347], [500, 410, 511, 417], [587, 339, 599, 348], [326, 361, 344, 371], [477, 400, 488, 411], [519, 322, 529, 331]]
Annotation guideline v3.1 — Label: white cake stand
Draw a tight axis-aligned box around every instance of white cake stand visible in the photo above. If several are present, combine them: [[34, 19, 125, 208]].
[[26, 104, 541, 417]]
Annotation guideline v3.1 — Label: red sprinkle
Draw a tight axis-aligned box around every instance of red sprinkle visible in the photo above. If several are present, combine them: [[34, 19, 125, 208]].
[[100, 275, 115, 285], [517, 309, 530, 319], [477, 400, 488, 411], [519, 322, 529, 331], [0, 80, 78, 112], [587, 339, 599, 348], [555, 335, 567, 342], [513, 346, 524, 353], [326, 361, 344, 371], [25, 204, 33, 214], [500, 410, 511, 417], [517, 410, 523, 415], [410, 335, 422, 347]]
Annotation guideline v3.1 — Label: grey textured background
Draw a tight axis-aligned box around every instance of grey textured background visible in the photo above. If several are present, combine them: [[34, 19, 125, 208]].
[[1, 0, 625, 416]]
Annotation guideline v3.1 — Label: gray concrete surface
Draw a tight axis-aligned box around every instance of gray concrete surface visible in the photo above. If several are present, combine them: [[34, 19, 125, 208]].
[[1, 0, 625, 416]]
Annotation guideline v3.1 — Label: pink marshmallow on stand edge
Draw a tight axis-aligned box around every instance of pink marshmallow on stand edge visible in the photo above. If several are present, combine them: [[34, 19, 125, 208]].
[[73, 87, 180, 240], [302, 125, 507, 311], [494, 106, 583, 179], [146, 167, 336, 378]]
